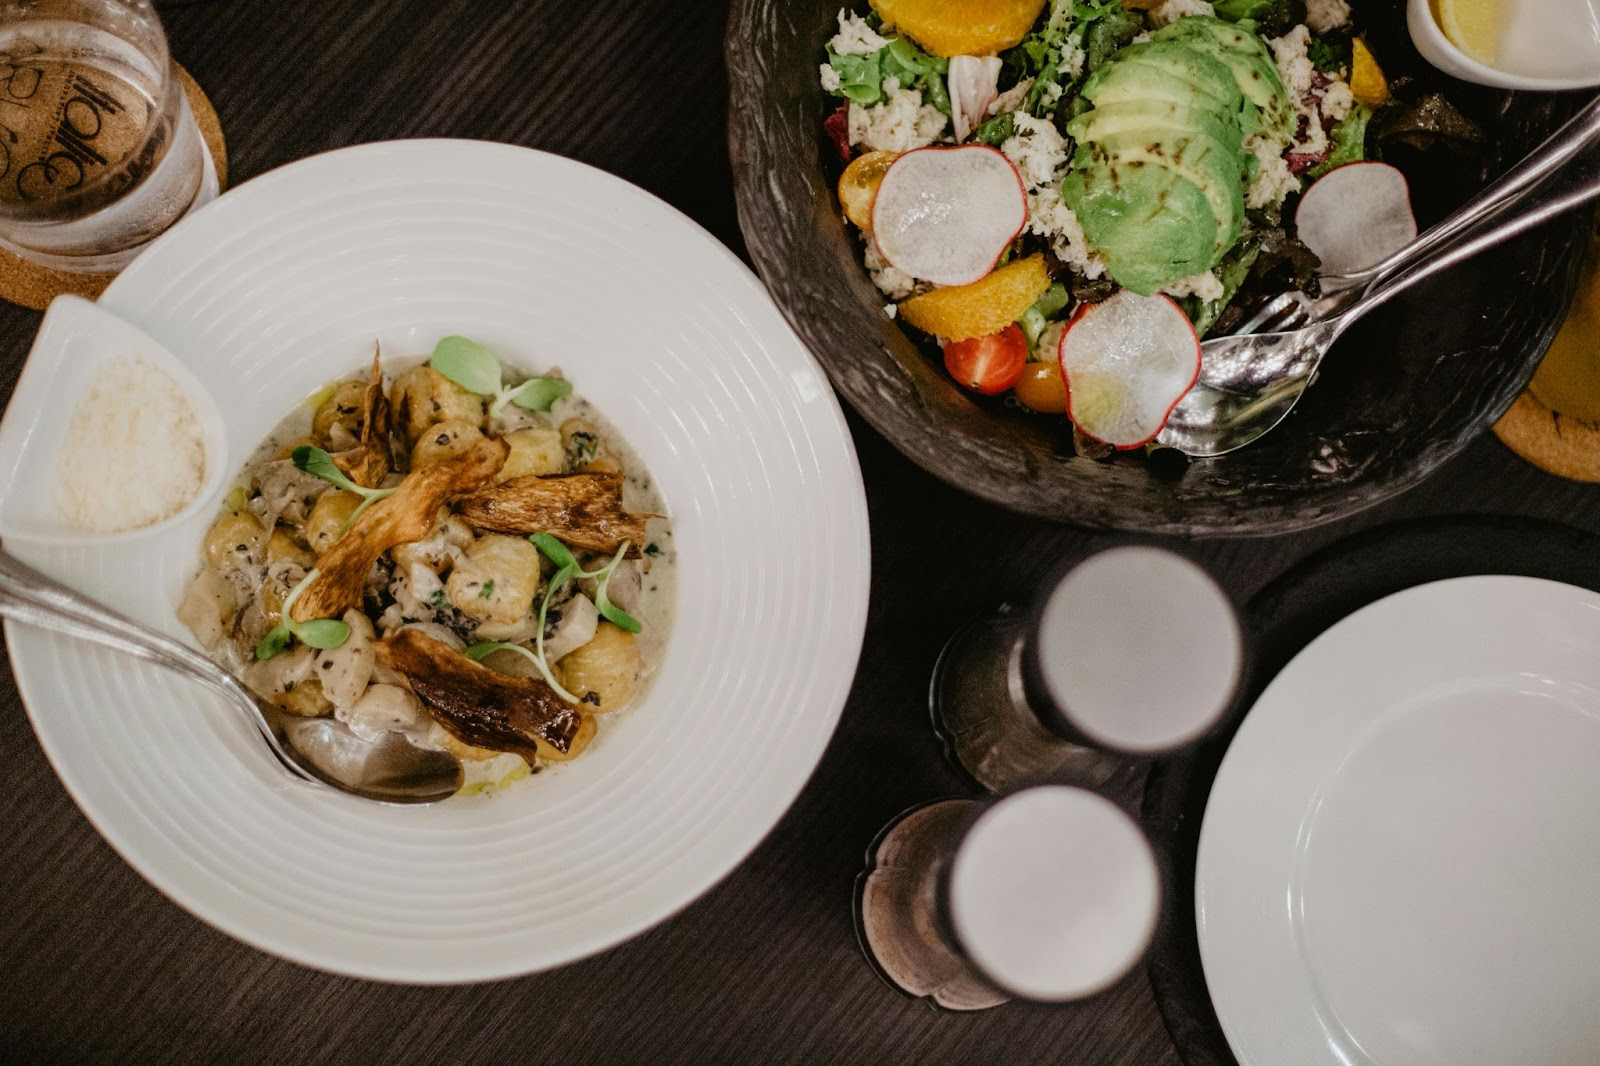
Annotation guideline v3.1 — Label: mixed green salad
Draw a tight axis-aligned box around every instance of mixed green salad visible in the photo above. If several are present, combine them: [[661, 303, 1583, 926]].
[[821, 0, 1474, 450]]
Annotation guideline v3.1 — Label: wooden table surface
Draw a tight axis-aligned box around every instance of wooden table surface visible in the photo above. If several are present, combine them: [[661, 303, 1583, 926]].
[[3, 2, 1599, 1063]]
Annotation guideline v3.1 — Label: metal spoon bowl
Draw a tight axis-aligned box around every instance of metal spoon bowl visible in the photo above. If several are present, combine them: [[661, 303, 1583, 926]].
[[0, 547, 462, 804], [1159, 95, 1600, 457]]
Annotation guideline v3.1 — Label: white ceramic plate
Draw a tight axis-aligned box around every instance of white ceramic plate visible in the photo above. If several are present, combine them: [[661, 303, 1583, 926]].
[[1197, 576, 1600, 1066], [3, 140, 870, 983]]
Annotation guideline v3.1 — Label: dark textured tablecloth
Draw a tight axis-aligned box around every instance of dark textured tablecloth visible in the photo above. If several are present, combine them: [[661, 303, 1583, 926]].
[[3, 2, 1598, 1063]]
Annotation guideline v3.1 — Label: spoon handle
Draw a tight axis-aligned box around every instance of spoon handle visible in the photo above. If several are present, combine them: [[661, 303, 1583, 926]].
[[0, 548, 309, 778], [1353, 95, 1600, 294]]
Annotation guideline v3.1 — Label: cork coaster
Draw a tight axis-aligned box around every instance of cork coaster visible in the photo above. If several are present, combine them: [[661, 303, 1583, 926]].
[[0, 64, 228, 311], [1494, 226, 1600, 482]]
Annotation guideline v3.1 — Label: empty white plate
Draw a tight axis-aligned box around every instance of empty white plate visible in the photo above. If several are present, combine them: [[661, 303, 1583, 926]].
[[1197, 576, 1600, 1066], [3, 140, 870, 982]]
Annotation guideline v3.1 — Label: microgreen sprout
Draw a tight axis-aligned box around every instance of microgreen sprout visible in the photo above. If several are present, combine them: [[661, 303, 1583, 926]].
[[428, 335, 573, 418], [530, 533, 642, 633], [255, 568, 351, 660], [291, 445, 396, 530], [464, 533, 642, 704]]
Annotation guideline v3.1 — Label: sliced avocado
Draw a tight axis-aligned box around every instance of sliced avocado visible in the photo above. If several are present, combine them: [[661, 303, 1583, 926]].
[[1083, 40, 1242, 111], [1067, 100, 1244, 157], [1150, 17, 1294, 139], [1078, 131, 1246, 255], [1061, 162, 1219, 296]]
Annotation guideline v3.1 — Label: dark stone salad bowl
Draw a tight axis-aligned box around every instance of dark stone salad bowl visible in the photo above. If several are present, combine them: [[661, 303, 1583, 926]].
[[726, 0, 1587, 537]]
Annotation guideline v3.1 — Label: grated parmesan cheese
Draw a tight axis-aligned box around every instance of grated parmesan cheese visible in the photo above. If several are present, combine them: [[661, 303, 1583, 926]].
[[59, 355, 205, 532]]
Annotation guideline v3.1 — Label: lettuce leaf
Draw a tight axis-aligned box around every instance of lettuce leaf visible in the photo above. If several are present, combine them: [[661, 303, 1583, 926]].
[[824, 33, 951, 114]]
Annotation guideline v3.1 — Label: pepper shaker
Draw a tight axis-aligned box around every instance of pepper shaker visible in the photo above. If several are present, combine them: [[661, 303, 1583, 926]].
[[932, 546, 1244, 793]]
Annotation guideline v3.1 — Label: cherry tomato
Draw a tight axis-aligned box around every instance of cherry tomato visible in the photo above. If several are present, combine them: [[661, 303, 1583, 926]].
[[943, 324, 1027, 396], [1014, 361, 1068, 414]]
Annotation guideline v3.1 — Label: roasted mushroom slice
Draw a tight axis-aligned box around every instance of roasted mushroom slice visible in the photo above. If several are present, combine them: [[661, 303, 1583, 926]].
[[332, 347, 393, 490], [291, 437, 509, 623], [455, 473, 647, 556], [374, 628, 594, 762]]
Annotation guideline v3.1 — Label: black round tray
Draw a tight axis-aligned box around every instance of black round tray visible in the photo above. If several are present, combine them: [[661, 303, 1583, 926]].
[[1142, 515, 1600, 1066]]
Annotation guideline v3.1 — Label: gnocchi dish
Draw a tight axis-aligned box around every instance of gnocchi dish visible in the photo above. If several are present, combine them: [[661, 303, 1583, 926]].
[[179, 338, 675, 795]]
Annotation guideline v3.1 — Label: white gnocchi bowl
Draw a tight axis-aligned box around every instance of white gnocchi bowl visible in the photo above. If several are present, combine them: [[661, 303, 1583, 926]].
[[1, 141, 871, 983]]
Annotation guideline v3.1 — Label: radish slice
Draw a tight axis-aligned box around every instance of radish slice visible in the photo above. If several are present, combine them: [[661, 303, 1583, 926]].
[[1295, 162, 1418, 278], [872, 145, 1027, 287], [1058, 292, 1201, 449], [948, 55, 1003, 142]]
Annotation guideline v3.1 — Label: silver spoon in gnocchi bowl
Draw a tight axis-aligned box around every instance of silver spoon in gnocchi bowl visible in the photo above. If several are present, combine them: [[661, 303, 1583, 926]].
[[0, 546, 464, 804]]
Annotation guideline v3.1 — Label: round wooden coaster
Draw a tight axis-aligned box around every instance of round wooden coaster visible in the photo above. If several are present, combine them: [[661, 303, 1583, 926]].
[[1494, 224, 1600, 481], [0, 64, 228, 311]]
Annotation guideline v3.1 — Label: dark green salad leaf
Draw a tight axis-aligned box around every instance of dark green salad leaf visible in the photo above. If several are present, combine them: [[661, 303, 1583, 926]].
[[1309, 105, 1373, 178], [1371, 89, 1487, 153], [1212, 0, 1306, 37], [824, 23, 950, 114], [1307, 35, 1347, 73]]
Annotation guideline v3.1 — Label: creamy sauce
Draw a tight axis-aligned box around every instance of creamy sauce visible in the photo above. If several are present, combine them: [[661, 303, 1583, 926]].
[[186, 352, 676, 797], [1496, 0, 1600, 78]]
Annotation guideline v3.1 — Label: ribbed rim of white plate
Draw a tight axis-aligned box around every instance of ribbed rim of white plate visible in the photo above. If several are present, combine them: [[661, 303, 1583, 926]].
[[5, 139, 870, 983]]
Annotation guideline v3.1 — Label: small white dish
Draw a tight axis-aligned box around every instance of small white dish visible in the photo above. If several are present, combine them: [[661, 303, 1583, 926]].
[[1409, 0, 1600, 92], [0, 294, 228, 546], [1197, 576, 1600, 1066]]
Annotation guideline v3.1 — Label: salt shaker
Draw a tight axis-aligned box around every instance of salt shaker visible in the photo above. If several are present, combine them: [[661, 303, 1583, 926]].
[[932, 545, 1244, 793], [855, 785, 1160, 1010]]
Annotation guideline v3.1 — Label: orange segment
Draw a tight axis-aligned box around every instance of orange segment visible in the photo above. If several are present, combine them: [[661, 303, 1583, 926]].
[[869, 0, 1047, 57], [838, 151, 899, 230], [899, 253, 1053, 341], [1350, 38, 1390, 107]]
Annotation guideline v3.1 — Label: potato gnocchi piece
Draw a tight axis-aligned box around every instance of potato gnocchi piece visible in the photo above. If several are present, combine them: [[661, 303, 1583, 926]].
[[204, 511, 266, 573], [558, 621, 642, 713], [304, 491, 362, 555], [410, 418, 486, 470], [447, 534, 542, 625], [242, 644, 331, 717], [312, 380, 368, 446], [497, 425, 566, 482], [266, 526, 316, 569], [391, 366, 486, 446]]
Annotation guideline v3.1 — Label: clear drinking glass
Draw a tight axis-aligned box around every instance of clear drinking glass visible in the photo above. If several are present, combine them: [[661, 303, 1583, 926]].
[[0, 0, 215, 271], [932, 546, 1244, 793], [854, 786, 1161, 1011]]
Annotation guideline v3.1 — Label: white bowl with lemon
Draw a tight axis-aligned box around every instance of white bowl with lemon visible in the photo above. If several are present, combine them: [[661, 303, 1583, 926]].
[[1411, 0, 1600, 91]]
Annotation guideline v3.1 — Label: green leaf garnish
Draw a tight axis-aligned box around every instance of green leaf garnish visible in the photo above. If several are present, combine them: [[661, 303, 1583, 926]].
[[430, 335, 504, 396], [292, 445, 396, 532], [505, 376, 573, 413], [530, 532, 579, 571], [255, 625, 293, 661], [295, 618, 353, 649], [253, 568, 352, 660], [478, 579, 495, 600]]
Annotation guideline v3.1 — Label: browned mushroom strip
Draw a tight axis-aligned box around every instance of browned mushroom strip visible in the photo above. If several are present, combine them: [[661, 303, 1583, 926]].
[[374, 629, 594, 761], [291, 437, 509, 622], [332, 347, 393, 490], [455, 473, 647, 556]]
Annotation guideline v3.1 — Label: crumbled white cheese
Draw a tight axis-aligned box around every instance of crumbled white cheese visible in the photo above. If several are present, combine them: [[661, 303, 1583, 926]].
[[864, 241, 918, 300], [1150, 0, 1216, 29], [1060, 44, 1087, 79], [1001, 112, 1069, 190], [1163, 271, 1226, 302], [1037, 320, 1069, 360], [1320, 79, 1356, 123], [1030, 186, 1107, 279], [884, 303, 898, 319], [988, 78, 1033, 116], [1269, 25, 1316, 98], [848, 87, 949, 152], [1245, 133, 1301, 209], [1306, 0, 1353, 34], [60, 354, 205, 533], [829, 9, 890, 56], [1131, 31, 1152, 45], [819, 63, 842, 93]]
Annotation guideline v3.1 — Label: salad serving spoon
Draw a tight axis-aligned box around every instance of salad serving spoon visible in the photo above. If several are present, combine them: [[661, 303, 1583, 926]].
[[1159, 95, 1600, 457], [0, 547, 463, 804]]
